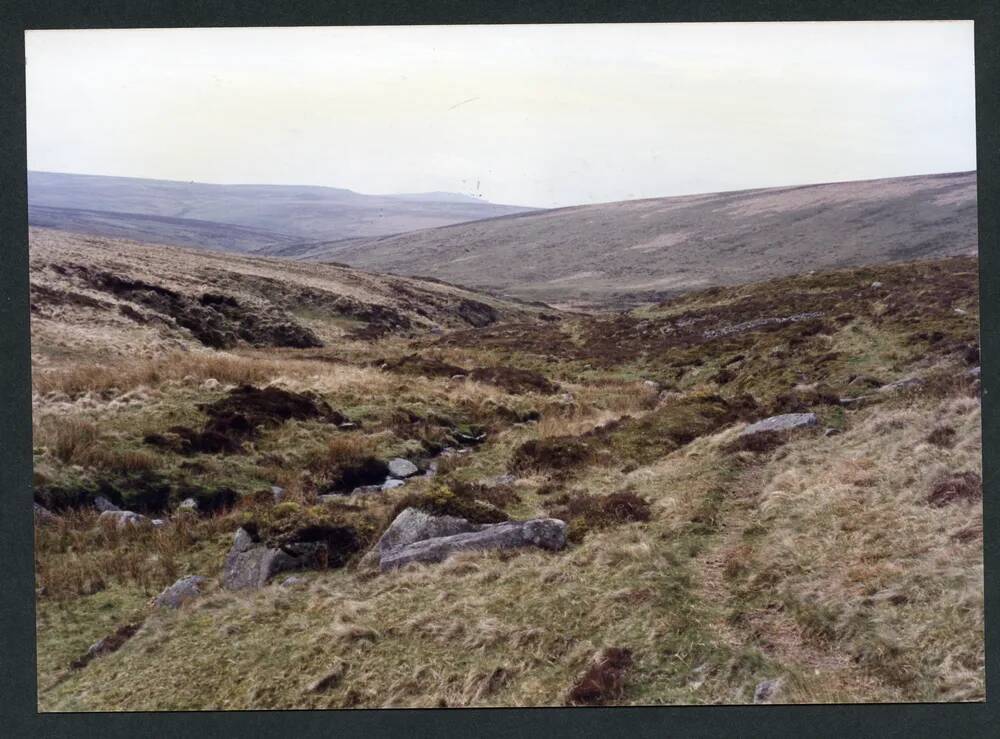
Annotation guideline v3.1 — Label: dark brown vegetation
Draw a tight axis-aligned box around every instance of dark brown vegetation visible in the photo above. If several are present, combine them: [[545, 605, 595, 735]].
[[468, 366, 559, 394], [927, 471, 982, 507], [566, 647, 634, 705], [146, 384, 348, 456], [70, 621, 143, 670], [548, 491, 652, 543], [389, 483, 510, 525]]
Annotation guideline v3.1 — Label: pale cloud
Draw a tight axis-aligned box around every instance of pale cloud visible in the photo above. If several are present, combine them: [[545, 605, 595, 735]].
[[25, 21, 976, 208]]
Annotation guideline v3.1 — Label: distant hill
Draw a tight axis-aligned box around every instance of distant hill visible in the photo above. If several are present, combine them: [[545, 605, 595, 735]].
[[27, 205, 301, 254], [273, 172, 978, 309], [27, 171, 537, 252]]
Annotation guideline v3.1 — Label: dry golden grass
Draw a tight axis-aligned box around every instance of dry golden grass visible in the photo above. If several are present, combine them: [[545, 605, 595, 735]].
[[33, 351, 288, 398], [725, 393, 983, 702]]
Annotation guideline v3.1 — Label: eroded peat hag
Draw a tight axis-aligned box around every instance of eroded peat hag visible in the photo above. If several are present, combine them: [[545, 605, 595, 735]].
[[31, 229, 983, 710]]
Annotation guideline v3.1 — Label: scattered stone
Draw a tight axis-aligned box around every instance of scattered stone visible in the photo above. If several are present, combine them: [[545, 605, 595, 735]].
[[450, 374, 467, 381], [642, 380, 659, 391], [754, 677, 784, 704], [839, 396, 869, 408], [424, 461, 439, 478], [387, 458, 419, 478], [94, 495, 120, 513], [280, 575, 307, 588], [738, 413, 818, 438], [823, 427, 842, 437], [453, 429, 487, 446], [222, 528, 305, 590], [381, 478, 406, 491], [151, 518, 167, 528], [202, 378, 220, 390], [154, 575, 207, 609], [968, 366, 981, 378], [33, 502, 58, 525], [178, 497, 198, 512], [221, 524, 358, 590], [380, 517, 567, 572], [870, 281, 883, 288], [878, 377, 923, 394], [566, 647, 634, 705], [99, 510, 149, 529], [955, 307, 968, 315], [702, 311, 823, 340], [271, 485, 285, 503]]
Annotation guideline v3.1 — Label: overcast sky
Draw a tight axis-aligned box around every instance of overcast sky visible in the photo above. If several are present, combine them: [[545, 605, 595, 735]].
[[25, 22, 976, 208]]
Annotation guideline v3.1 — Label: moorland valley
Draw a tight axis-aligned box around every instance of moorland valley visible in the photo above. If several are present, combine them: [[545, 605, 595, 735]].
[[29, 171, 983, 710]]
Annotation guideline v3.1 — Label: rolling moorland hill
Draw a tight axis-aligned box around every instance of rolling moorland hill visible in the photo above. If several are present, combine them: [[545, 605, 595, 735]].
[[273, 172, 978, 309], [31, 227, 982, 709], [28, 227, 553, 369], [27, 171, 537, 253]]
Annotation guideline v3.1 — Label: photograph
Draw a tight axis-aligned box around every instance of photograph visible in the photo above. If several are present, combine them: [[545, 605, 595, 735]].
[[25, 21, 983, 711]]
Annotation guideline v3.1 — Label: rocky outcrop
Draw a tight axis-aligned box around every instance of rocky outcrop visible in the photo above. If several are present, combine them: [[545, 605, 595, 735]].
[[379, 517, 567, 572], [739, 413, 818, 437], [375, 507, 485, 559], [154, 575, 207, 609], [221, 523, 360, 590], [221, 528, 309, 590]]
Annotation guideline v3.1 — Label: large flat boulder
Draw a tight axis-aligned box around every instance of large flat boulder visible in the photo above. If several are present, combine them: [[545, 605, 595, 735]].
[[376, 507, 485, 558], [739, 413, 818, 437], [379, 517, 567, 572]]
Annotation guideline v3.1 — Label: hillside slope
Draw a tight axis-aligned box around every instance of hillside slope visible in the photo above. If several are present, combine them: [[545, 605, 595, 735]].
[[282, 172, 978, 308], [29, 227, 552, 368], [27, 171, 538, 252]]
